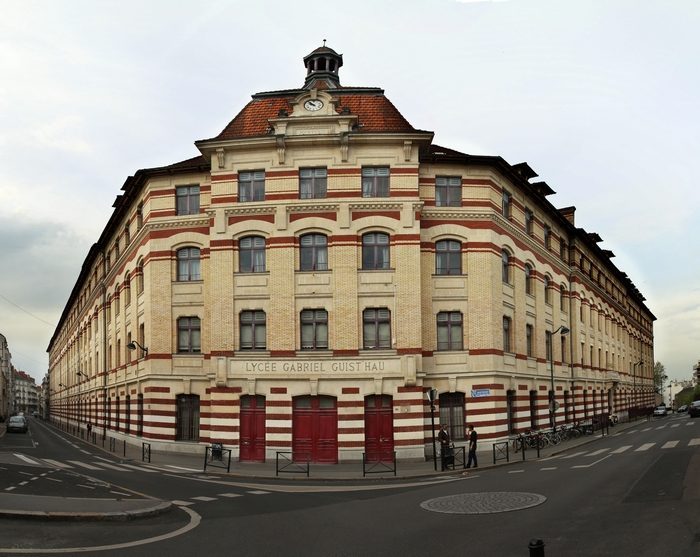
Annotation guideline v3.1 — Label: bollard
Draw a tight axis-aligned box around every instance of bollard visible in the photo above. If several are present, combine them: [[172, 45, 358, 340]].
[[528, 538, 545, 556]]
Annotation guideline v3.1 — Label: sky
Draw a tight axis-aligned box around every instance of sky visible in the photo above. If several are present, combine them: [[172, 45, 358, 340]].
[[0, 0, 698, 384]]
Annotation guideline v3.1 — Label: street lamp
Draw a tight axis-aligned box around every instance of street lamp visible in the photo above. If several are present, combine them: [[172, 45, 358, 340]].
[[127, 340, 148, 359], [549, 326, 570, 428], [426, 388, 438, 471]]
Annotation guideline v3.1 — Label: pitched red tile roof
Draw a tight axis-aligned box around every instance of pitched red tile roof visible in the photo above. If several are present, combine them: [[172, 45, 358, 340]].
[[205, 90, 420, 142]]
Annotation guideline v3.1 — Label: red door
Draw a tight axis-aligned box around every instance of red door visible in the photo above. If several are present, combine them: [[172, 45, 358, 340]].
[[240, 395, 266, 462], [364, 395, 394, 462], [292, 396, 338, 464]]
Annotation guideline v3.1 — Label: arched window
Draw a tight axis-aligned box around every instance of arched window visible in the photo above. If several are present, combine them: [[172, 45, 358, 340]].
[[239, 236, 266, 273], [362, 233, 389, 270], [560, 284, 567, 311], [435, 240, 461, 275], [136, 259, 144, 294], [524, 263, 534, 295], [544, 275, 552, 304], [300, 234, 328, 271], [177, 247, 201, 281], [501, 250, 511, 284]]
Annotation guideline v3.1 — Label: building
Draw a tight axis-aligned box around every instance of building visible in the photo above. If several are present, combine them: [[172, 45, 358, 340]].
[[47, 45, 655, 463], [13, 370, 38, 416], [0, 333, 12, 419]]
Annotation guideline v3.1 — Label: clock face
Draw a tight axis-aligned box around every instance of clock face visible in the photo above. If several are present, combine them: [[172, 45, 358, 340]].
[[304, 99, 324, 112]]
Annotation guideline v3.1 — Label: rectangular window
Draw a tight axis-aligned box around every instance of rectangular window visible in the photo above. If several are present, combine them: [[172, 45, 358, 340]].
[[526, 324, 534, 357], [439, 392, 465, 440], [239, 236, 266, 273], [299, 168, 327, 199], [177, 247, 201, 281], [435, 240, 461, 275], [361, 167, 389, 197], [503, 316, 512, 353], [559, 239, 567, 261], [300, 234, 328, 271], [545, 331, 553, 362], [238, 171, 265, 202], [363, 308, 391, 349], [435, 176, 461, 207], [176, 185, 200, 215], [544, 225, 551, 250], [525, 208, 534, 235], [177, 317, 201, 353], [502, 189, 512, 218], [437, 311, 463, 351], [362, 232, 390, 270], [240, 310, 266, 350], [300, 309, 328, 350]]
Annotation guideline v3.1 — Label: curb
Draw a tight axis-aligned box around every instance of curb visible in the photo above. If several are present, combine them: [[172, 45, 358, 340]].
[[0, 500, 173, 521]]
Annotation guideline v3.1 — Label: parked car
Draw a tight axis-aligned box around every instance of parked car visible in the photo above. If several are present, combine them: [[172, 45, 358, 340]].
[[653, 405, 667, 417], [677, 405, 688, 413], [688, 401, 700, 418], [7, 415, 28, 433]]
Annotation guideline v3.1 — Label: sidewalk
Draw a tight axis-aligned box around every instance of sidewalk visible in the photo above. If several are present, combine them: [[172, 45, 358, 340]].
[[0, 418, 644, 520]]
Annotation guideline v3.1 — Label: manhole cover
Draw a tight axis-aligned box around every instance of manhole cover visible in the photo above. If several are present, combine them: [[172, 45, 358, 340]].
[[420, 492, 547, 514]]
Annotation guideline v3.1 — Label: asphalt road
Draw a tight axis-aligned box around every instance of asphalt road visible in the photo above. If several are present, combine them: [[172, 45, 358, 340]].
[[1, 415, 698, 556]]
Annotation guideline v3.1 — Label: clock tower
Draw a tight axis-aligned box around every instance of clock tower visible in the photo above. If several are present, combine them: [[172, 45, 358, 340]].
[[303, 41, 343, 90]]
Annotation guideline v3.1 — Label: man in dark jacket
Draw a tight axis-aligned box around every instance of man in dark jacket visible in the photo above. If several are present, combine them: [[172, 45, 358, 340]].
[[467, 424, 478, 468], [438, 424, 451, 470]]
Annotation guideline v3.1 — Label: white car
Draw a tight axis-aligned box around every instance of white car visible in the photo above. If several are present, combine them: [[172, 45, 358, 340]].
[[653, 406, 667, 417]]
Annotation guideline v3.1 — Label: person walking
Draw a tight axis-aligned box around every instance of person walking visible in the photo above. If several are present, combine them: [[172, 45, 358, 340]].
[[438, 424, 451, 470], [466, 424, 478, 468]]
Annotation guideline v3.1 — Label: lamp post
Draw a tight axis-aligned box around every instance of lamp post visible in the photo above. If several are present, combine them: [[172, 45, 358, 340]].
[[549, 326, 570, 429], [426, 388, 438, 471]]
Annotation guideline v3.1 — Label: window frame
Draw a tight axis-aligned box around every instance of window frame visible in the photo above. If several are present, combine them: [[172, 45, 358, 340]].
[[240, 310, 266, 351], [176, 247, 201, 281], [361, 166, 390, 198], [362, 308, 392, 350], [525, 208, 534, 235], [524, 263, 534, 295], [435, 240, 462, 275], [177, 316, 201, 354], [239, 236, 266, 273], [436, 311, 463, 351], [503, 316, 513, 353], [501, 250, 511, 284], [362, 232, 390, 270], [439, 392, 466, 441], [502, 189, 512, 218], [300, 309, 329, 350], [238, 170, 265, 203], [435, 176, 462, 207], [300, 234, 329, 271], [176, 185, 200, 216], [299, 167, 327, 199]]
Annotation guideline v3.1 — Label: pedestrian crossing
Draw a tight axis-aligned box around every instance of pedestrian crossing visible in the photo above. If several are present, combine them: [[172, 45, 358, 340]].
[[172, 490, 270, 508], [7, 454, 158, 474]]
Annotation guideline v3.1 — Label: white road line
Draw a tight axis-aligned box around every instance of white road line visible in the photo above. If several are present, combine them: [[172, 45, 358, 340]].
[[655, 426, 666, 430], [634, 443, 655, 452], [67, 460, 102, 470], [572, 454, 613, 469], [560, 451, 588, 459], [191, 496, 217, 502], [585, 449, 610, 457], [110, 490, 133, 497], [45, 477, 62, 483], [246, 490, 270, 495], [5, 487, 16, 491], [172, 500, 194, 506], [540, 467, 557, 471], [18, 481, 28, 486], [43, 459, 73, 468], [688, 422, 696, 426], [164, 465, 202, 472], [19, 471, 34, 476], [76, 484, 96, 489], [80, 449, 91, 455], [661, 441, 679, 449], [626, 430, 638, 434], [117, 463, 158, 473], [671, 424, 680, 428], [92, 461, 131, 471], [641, 427, 652, 432], [689, 439, 700, 446], [218, 493, 243, 497], [611, 445, 632, 454], [13, 453, 40, 465]]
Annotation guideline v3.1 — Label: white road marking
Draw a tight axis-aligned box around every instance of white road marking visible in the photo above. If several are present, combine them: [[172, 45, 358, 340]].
[[626, 430, 638, 434], [689, 439, 700, 446], [655, 426, 666, 430], [191, 496, 217, 502], [246, 490, 270, 495], [92, 461, 131, 471], [585, 449, 610, 457], [688, 422, 696, 426], [560, 451, 588, 459], [13, 454, 40, 465], [117, 463, 158, 473], [45, 477, 62, 482], [641, 427, 652, 432], [76, 484, 96, 489], [671, 424, 680, 428], [572, 454, 613, 469], [540, 467, 557, 471], [109, 490, 133, 497], [67, 460, 102, 470], [661, 441, 679, 449], [610, 445, 632, 454], [80, 450, 91, 455], [218, 493, 243, 497], [508, 470, 525, 474], [172, 500, 193, 506], [164, 465, 202, 472], [4, 487, 16, 491], [634, 443, 655, 452], [43, 459, 73, 468], [18, 481, 28, 486]]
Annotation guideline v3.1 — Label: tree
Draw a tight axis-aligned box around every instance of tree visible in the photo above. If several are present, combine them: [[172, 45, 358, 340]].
[[653, 361, 667, 394]]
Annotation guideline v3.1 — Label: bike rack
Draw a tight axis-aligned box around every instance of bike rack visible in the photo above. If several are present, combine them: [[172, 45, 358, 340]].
[[203, 444, 232, 473], [492, 441, 509, 464]]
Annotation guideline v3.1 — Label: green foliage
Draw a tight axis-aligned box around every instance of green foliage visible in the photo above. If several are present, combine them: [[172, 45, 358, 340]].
[[653, 362, 667, 393]]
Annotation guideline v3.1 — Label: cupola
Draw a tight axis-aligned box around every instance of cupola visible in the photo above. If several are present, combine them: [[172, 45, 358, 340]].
[[303, 40, 343, 90]]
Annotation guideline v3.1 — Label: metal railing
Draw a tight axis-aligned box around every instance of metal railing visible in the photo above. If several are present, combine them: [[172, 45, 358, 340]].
[[440, 445, 466, 470], [362, 452, 397, 476], [275, 451, 309, 477], [492, 441, 509, 464], [204, 443, 232, 473], [142, 442, 151, 463]]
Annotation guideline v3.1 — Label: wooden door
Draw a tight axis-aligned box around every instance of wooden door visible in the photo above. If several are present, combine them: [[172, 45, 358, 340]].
[[364, 395, 394, 462], [292, 396, 338, 464], [240, 395, 266, 462]]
